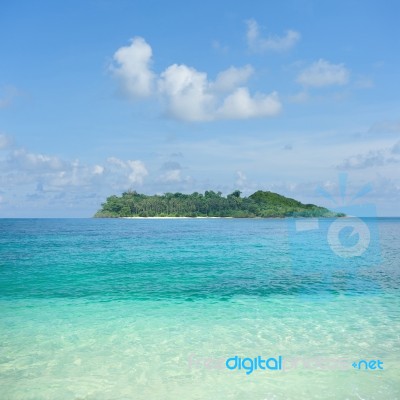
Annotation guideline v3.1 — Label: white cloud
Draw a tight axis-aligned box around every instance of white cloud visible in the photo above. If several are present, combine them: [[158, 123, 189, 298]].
[[0, 146, 149, 193], [158, 64, 214, 121], [111, 37, 155, 98], [111, 37, 282, 122], [297, 59, 350, 87], [235, 171, 247, 186], [157, 161, 190, 184], [107, 156, 126, 168], [217, 88, 281, 119], [107, 157, 148, 184], [246, 19, 300, 52], [9, 148, 64, 171], [93, 165, 104, 175], [126, 160, 148, 183], [159, 169, 182, 183], [212, 65, 254, 92]]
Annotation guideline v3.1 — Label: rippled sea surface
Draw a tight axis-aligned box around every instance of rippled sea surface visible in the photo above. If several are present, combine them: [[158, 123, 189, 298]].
[[1, 218, 399, 399]]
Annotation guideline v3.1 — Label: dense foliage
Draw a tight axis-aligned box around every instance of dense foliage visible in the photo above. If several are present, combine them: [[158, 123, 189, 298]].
[[94, 190, 343, 218]]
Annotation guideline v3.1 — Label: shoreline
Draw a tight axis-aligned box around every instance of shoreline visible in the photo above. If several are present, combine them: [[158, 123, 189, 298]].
[[118, 216, 337, 219], [112, 215, 350, 219], [121, 216, 235, 219]]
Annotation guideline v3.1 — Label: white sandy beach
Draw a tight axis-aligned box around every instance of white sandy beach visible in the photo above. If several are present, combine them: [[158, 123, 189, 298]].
[[121, 216, 234, 219]]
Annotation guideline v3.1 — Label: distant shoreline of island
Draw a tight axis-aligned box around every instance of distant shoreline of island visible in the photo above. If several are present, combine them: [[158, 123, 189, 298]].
[[121, 216, 234, 219], [119, 216, 348, 219], [94, 190, 345, 218]]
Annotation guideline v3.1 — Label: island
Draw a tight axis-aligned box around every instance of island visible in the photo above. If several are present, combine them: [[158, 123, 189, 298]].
[[94, 190, 344, 218]]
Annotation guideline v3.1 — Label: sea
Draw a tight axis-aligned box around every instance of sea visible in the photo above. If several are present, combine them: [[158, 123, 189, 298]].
[[0, 218, 399, 399]]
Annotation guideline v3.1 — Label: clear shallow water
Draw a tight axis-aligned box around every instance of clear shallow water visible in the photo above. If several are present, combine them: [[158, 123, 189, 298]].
[[0, 218, 399, 399]]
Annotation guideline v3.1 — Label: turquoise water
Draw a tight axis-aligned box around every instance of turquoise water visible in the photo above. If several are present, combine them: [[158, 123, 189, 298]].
[[0, 218, 399, 399]]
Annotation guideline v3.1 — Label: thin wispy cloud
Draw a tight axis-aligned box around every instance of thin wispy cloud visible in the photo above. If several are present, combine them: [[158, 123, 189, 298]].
[[107, 157, 148, 184], [159, 169, 182, 183], [0, 146, 148, 190], [0, 98, 10, 109], [235, 170, 247, 187], [368, 120, 400, 134], [354, 76, 374, 89], [157, 161, 191, 184], [212, 40, 229, 54], [110, 37, 281, 122], [287, 91, 309, 104], [391, 141, 400, 154], [0, 85, 21, 108], [246, 19, 300, 52], [297, 59, 350, 87], [0, 133, 12, 150], [8, 148, 65, 172], [337, 141, 400, 170], [212, 65, 254, 92]]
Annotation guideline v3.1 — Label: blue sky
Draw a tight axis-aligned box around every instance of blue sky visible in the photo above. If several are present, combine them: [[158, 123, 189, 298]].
[[0, 0, 399, 216]]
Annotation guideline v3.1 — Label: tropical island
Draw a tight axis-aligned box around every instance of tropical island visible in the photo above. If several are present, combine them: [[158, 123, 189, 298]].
[[94, 190, 344, 218]]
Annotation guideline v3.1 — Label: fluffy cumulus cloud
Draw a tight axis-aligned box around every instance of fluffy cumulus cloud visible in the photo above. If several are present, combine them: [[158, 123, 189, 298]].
[[217, 88, 280, 119], [297, 59, 350, 87], [111, 37, 281, 121], [246, 19, 300, 52], [111, 37, 155, 98], [158, 64, 215, 121]]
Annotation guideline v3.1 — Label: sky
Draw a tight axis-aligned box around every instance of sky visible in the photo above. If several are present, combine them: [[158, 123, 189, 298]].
[[0, 0, 399, 217]]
